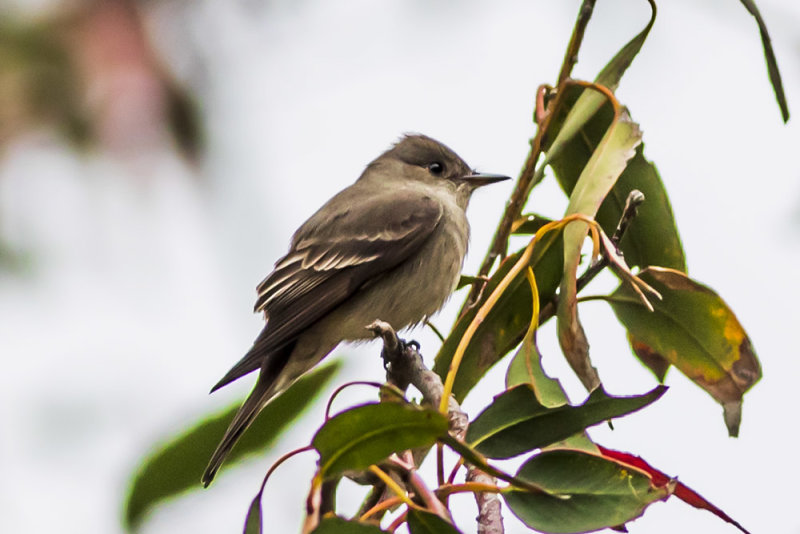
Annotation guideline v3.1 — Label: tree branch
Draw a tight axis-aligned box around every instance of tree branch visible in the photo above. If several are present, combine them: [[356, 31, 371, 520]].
[[467, 467, 504, 534], [461, 1, 599, 315], [369, 320, 467, 439], [557, 0, 598, 86], [367, 320, 502, 533]]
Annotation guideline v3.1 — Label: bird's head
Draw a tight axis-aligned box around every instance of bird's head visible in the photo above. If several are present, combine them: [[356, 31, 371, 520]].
[[364, 134, 509, 207]]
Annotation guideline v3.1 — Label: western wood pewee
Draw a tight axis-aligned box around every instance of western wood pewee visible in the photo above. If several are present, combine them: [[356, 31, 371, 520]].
[[202, 134, 508, 485]]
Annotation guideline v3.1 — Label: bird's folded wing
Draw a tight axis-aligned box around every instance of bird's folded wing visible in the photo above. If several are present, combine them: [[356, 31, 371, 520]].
[[211, 190, 443, 391]]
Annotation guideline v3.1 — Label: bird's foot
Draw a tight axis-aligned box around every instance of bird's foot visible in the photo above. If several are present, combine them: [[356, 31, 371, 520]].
[[366, 320, 420, 389]]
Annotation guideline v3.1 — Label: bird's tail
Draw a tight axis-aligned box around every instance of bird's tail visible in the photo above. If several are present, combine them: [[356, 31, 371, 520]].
[[202, 375, 277, 487]]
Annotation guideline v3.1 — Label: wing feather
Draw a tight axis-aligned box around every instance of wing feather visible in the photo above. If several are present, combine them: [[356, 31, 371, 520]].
[[212, 189, 443, 391]]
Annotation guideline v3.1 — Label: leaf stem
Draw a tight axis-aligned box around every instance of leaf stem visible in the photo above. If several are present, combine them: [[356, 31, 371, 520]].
[[440, 434, 545, 494], [436, 481, 504, 499], [359, 496, 404, 521], [368, 465, 418, 509], [441, 214, 600, 413], [324, 381, 384, 420]]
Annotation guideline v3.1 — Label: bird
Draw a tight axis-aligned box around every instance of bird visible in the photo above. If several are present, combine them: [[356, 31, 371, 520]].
[[202, 134, 508, 485]]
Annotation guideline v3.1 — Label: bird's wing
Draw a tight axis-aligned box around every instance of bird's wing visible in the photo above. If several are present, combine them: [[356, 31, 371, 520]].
[[210, 189, 443, 392]]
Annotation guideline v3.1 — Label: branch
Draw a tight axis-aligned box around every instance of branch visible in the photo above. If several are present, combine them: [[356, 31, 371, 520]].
[[368, 320, 467, 439], [467, 467, 504, 534], [461, 1, 599, 314], [367, 320, 502, 533], [557, 0, 598, 86]]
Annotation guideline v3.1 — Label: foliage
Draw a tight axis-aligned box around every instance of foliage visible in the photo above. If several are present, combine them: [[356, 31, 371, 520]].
[[0, 1, 202, 157], [124, 362, 341, 530], [123, 0, 784, 532]]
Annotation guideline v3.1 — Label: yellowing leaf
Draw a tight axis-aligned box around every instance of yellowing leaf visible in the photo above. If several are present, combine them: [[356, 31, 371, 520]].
[[557, 110, 642, 391], [609, 267, 761, 435]]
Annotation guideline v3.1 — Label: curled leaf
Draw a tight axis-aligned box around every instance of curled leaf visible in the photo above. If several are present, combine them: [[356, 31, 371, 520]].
[[737, 0, 789, 122], [597, 445, 751, 534], [557, 108, 643, 392]]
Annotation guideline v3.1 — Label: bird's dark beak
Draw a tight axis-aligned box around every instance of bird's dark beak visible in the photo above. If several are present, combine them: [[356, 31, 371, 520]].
[[461, 172, 511, 187]]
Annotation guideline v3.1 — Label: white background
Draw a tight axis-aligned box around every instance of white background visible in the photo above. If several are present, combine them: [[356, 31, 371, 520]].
[[1, 0, 799, 533]]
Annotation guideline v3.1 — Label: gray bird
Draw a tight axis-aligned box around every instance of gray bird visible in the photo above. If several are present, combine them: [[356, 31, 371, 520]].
[[202, 134, 508, 485]]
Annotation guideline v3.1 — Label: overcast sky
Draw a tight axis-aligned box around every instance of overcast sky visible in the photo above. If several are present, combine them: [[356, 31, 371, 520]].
[[2, 1, 800, 533]]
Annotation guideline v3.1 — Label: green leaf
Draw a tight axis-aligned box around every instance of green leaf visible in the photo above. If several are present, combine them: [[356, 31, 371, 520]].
[[548, 97, 686, 272], [407, 509, 462, 534], [243, 493, 262, 534], [313, 402, 448, 479], [594, 0, 656, 90], [123, 361, 341, 531], [506, 338, 597, 452], [511, 213, 554, 235], [433, 231, 563, 402], [466, 385, 666, 459], [504, 268, 599, 454], [503, 450, 669, 533], [608, 267, 761, 436], [506, 331, 567, 408], [311, 516, 387, 534], [737, 0, 789, 122], [542, 0, 684, 276], [556, 110, 642, 391], [457, 274, 482, 289]]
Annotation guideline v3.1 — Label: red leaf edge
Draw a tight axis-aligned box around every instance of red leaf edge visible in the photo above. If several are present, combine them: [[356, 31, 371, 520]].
[[596, 445, 750, 534]]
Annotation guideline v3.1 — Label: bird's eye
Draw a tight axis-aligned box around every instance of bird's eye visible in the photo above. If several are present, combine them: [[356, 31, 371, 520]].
[[427, 162, 444, 175]]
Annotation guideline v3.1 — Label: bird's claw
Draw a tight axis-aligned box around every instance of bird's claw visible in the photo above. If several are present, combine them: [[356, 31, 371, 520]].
[[401, 339, 420, 352]]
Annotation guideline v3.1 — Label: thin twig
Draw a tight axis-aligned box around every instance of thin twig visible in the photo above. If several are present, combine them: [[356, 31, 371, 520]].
[[368, 465, 418, 509], [557, 0, 598, 86], [437, 481, 503, 499], [394, 458, 452, 521], [324, 381, 384, 420], [462, 1, 598, 314], [611, 189, 645, 245], [359, 495, 404, 521], [368, 320, 503, 533], [575, 188, 645, 294]]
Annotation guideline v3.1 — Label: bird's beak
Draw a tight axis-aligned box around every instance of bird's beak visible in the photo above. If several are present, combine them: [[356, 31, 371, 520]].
[[461, 172, 511, 187]]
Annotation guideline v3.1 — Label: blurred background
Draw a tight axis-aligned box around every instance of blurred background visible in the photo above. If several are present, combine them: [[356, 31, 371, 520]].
[[1, 0, 798, 532]]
